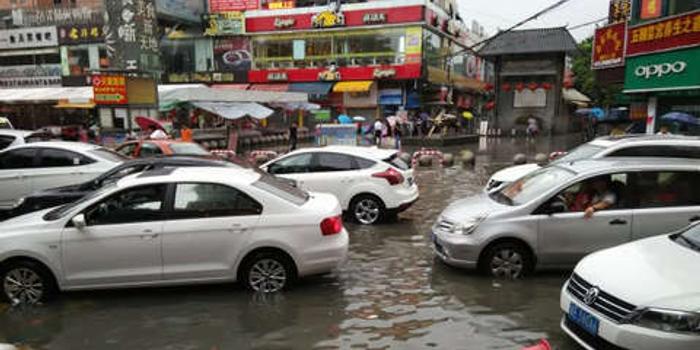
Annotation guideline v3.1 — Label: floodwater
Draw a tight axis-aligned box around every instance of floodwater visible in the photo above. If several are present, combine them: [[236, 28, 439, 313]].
[[0, 136, 586, 350]]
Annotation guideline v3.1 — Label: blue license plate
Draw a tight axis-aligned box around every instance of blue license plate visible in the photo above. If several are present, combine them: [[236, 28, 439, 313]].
[[568, 303, 599, 336]]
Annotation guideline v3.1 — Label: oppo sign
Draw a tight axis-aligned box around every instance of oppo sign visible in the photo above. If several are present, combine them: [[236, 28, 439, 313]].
[[634, 61, 687, 79]]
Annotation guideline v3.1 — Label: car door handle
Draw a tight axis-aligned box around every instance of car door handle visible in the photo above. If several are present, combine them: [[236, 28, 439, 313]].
[[609, 219, 628, 226], [140, 229, 159, 240], [690, 216, 700, 223], [230, 224, 248, 233]]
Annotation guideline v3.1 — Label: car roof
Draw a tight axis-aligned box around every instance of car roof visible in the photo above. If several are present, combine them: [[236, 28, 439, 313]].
[[117, 166, 261, 188], [589, 134, 700, 148], [1, 141, 102, 153], [119, 156, 236, 168], [293, 145, 397, 160], [555, 158, 700, 175]]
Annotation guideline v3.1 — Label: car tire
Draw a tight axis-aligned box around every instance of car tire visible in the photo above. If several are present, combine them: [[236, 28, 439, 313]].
[[0, 260, 57, 305], [350, 194, 385, 225], [480, 242, 534, 279], [241, 252, 296, 293]]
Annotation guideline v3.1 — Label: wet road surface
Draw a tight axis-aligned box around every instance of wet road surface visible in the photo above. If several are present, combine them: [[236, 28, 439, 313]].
[[0, 136, 585, 350]]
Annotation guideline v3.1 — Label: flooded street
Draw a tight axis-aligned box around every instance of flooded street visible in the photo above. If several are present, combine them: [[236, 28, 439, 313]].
[[1, 136, 586, 350]]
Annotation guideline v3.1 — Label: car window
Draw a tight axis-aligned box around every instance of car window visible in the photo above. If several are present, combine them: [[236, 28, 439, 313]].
[[139, 143, 163, 157], [383, 153, 409, 170], [544, 173, 631, 213], [268, 153, 313, 174], [0, 135, 16, 150], [551, 144, 605, 164], [314, 152, 356, 172], [494, 167, 576, 206], [116, 143, 137, 157], [168, 143, 210, 156], [84, 184, 166, 225], [38, 148, 94, 167], [253, 173, 309, 205], [630, 171, 700, 209], [355, 157, 376, 169], [90, 148, 128, 163], [0, 148, 37, 169], [607, 146, 700, 159], [172, 183, 262, 218]]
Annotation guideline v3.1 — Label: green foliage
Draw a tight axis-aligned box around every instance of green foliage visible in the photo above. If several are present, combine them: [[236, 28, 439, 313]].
[[572, 36, 623, 107]]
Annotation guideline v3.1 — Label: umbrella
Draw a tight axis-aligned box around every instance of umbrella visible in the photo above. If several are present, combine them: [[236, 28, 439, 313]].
[[338, 114, 353, 124], [353, 116, 366, 122], [660, 112, 700, 126], [462, 111, 474, 120], [135, 116, 165, 131]]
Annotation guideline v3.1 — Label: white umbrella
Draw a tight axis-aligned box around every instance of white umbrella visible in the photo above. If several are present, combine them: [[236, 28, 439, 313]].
[[353, 116, 366, 122]]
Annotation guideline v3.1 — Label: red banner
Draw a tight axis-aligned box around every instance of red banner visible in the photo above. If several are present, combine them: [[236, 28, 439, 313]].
[[210, 0, 258, 12], [592, 22, 626, 69], [249, 64, 422, 83], [245, 5, 423, 32], [627, 10, 700, 57], [93, 75, 127, 105]]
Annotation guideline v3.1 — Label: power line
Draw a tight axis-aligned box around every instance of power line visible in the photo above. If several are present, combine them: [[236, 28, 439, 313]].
[[568, 17, 608, 31]]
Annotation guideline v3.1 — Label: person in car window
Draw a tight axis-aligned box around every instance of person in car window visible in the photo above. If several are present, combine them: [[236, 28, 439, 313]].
[[584, 178, 617, 219]]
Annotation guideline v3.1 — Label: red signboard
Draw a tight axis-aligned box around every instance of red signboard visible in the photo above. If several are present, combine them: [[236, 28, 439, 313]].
[[627, 10, 700, 57], [248, 63, 422, 83], [245, 5, 423, 32], [93, 75, 127, 105], [210, 0, 258, 12], [592, 22, 626, 69], [640, 0, 662, 20]]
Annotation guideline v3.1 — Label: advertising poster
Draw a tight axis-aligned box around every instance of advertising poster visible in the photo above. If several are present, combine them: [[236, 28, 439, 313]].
[[214, 38, 251, 83]]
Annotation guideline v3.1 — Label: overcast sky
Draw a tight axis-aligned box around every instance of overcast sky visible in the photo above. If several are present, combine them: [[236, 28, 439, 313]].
[[457, 0, 611, 42]]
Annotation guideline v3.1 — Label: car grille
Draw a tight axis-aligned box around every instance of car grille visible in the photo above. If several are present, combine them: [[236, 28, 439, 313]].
[[564, 317, 629, 350], [567, 273, 636, 323]]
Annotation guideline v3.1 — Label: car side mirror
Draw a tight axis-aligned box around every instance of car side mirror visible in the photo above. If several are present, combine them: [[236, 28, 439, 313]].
[[547, 201, 567, 215], [72, 214, 87, 230]]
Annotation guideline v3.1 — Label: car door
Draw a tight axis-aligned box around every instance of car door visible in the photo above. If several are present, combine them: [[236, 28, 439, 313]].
[[32, 148, 97, 193], [61, 184, 167, 287], [266, 153, 314, 189], [537, 173, 633, 266], [631, 171, 700, 239], [161, 183, 262, 280], [0, 148, 38, 208]]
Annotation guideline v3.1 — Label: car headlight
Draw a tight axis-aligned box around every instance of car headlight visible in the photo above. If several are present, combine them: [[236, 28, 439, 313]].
[[627, 308, 700, 334], [13, 197, 25, 208], [455, 217, 486, 235]]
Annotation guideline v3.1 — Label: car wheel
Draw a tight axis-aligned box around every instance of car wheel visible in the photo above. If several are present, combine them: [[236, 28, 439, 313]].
[[242, 252, 296, 293], [0, 260, 56, 305], [351, 194, 385, 225], [481, 242, 533, 279]]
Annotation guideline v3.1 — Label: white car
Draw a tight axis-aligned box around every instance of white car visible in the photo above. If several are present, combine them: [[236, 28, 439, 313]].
[[261, 146, 419, 225], [0, 142, 124, 210], [0, 167, 348, 304], [560, 224, 700, 350], [0, 129, 45, 151], [487, 135, 700, 192]]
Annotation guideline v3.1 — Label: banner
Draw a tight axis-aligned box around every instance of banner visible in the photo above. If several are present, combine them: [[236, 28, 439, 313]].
[[12, 7, 102, 27], [627, 10, 700, 57], [592, 22, 626, 69], [93, 75, 128, 105], [209, 0, 258, 12], [0, 64, 62, 88], [104, 0, 161, 72], [0, 26, 57, 50], [204, 12, 245, 36]]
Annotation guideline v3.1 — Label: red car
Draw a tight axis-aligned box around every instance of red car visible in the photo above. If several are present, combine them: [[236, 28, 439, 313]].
[[115, 139, 211, 158]]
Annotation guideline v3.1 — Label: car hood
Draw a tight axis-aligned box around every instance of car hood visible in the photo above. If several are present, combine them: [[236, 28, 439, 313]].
[[490, 164, 541, 183], [0, 208, 57, 232], [576, 235, 700, 311], [440, 193, 510, 222]]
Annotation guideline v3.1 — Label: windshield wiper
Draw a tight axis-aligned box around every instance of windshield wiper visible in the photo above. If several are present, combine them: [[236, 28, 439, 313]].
[[676, 234, 700, 251]]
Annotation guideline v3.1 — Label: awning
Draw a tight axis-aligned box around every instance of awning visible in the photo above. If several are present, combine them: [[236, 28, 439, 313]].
[[562, 88, 592, 104], [0, 87, 93, 102], [249, 84, 289, 92], [379, 89, 402, 105], [211, 84, 250, 90], [192, 102, 274, 120], [288, 82, 333, 95], [333, 81, 373, 93], [55, 101, 96, 109], [268, 102, 321, 111]]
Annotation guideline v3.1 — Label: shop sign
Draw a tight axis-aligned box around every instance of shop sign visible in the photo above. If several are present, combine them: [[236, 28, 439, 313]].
[[625, 47, 700, 92], [11, 7, 102, 27], [318, 66, 341, 81], [157, 0, 204, 24], [213, 38, 250, 83], [592, 22, 626, 69], [93, 75, 128, 105], [0, 26, 57, 50], [373, 68, 396, 79], [204, 12, 245, 36], [363, 13, 387, 25], [209, 0, 258, 12], [267, 1, 295, 9], [104, 0, 161, 72], [0, 64, 62, 88], [267, 72, 288, 81], [58, 23, 104, 44], [608, 0, 631, 24], [274, 18, 296, 29], [640, 0, 662, 20], [627, 10, 700, 57], [312, 5, 345, 29], [164, 72, 237, 83]]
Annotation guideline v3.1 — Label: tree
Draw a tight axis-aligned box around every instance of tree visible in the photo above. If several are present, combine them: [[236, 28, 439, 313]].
[[572, 36, 622, 107]]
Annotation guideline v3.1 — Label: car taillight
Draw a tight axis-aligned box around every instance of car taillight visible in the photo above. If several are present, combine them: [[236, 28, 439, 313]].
[[320, 215, 343, 236], [372, 168, 404, 186]]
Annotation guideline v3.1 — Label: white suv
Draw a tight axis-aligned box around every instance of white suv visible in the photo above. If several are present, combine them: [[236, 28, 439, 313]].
[[262, 146, 419, 225], [487, 135, 700, 192]]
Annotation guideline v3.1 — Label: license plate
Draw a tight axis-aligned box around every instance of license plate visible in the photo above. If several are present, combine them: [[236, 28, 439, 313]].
[[568, 303, 599, 336]]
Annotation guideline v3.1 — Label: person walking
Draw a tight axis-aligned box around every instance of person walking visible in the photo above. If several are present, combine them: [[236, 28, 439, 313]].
[[373, 118, 384, 147], [288, 122, 298, 151]]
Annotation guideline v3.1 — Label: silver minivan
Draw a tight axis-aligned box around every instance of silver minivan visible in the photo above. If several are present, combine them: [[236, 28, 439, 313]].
[[432, 158, 700, 278]]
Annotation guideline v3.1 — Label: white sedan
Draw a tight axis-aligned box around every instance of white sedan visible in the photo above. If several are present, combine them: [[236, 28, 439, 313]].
[[0, 141, 124, 210], [261, 146, 419, 225], [561, 224, 700, 350], [0, 167, 348, 304]]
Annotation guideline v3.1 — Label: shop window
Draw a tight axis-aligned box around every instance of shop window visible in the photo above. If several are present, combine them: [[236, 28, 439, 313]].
[[667, 0, 700, 16], [99, 47, 110, 69], [66, 46, 90, 76]]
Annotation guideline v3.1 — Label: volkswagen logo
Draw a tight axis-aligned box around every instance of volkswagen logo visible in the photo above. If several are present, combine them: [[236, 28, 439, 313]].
[[583, 287, 600, 305]]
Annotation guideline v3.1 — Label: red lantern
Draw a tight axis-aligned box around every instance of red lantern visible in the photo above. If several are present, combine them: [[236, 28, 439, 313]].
[[484, 83, 494, 91], [501, 83, 512, 92], [484, 101, 496, 111], [515, 82, 525, 92], [528, 82, 539, 91], [541, 82, 553, 90]]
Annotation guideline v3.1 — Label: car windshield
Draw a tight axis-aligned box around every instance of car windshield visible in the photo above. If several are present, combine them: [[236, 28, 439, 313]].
[[43, 184, 115, 221], [675, 224, 700, 252], [384, 153, 409, 170], [551, 144, 605, 164], [253, 173, 309, 206], [90, 148, 128, 163], [491, 167, 576, 206], [169, 143, 210, 156]]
